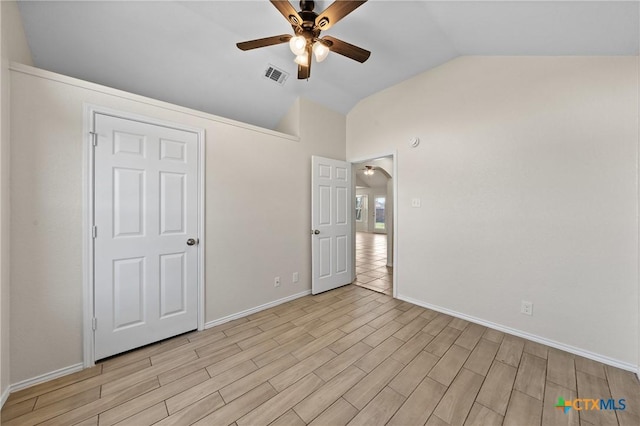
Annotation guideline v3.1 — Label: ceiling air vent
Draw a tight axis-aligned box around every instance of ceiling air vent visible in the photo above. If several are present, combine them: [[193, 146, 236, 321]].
[[263, 64, 289, 86]]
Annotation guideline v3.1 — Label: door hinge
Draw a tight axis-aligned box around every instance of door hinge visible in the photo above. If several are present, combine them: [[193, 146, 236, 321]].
[[90, 132, 98, 147], [92, 226, 97, 239], [92, 318, 97, 331]]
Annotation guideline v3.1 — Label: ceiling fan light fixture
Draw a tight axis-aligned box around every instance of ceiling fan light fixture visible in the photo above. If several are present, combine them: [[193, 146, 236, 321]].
[[294, 54, 309, 66], [312, 41, 330, 62], [289, 35, 307, 56]]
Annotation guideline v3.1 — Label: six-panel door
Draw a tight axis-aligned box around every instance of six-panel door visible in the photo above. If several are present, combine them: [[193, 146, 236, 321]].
[[311, 156, 353, 294], [93, 114, 198, 360]]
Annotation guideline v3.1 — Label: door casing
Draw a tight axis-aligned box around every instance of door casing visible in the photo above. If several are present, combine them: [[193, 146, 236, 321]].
[[350, 152, 398, 298], [82, 105, 206, 367]]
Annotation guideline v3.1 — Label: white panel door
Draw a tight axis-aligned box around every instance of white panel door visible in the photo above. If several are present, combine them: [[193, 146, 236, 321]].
[[93, 114, 199, 360], [311, 156, 353, 294]]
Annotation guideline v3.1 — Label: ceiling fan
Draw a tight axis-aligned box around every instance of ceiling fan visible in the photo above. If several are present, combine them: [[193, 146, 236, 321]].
[[361, 165, 376, 176], [236, 0, 371, 80]]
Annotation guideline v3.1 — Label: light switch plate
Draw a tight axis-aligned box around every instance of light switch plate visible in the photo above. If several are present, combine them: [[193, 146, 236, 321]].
[[411, 198, 421, 208]]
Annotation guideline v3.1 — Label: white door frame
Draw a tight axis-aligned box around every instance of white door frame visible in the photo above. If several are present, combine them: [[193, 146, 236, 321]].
[[350, 151, 398, 298], [82, 105, 206, 367]]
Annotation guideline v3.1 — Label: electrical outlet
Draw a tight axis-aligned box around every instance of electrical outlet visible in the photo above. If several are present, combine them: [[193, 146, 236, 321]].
[[274, 276, 280, 287], [292, 272, 299, 283], [521, 300, 533, 316]]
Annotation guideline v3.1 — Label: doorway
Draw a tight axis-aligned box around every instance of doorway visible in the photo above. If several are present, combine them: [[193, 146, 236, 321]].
[[354, 232, 392, 294], [352, 156, 395, 295]]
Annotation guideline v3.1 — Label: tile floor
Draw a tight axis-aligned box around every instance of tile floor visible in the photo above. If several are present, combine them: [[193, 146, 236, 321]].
[[354, 232, 393, 295]]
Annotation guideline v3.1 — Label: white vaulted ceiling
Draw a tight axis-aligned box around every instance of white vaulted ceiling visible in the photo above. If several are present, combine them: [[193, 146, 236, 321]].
[[17, 1, 639, 130]]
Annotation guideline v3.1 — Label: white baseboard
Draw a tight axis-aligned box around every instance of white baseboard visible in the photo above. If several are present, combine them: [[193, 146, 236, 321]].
[[4, 291, 312, 404], [397, 294, 638, 373], [205, 290, 311, 329], [1, 385, 9, 408], [7, 289, 632, 407], [9, 363, 84, 394]]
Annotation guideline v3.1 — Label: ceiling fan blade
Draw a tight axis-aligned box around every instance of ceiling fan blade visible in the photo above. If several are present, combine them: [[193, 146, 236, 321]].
[[322, 36, 370, 63], [236, 34, 292, 51], [270, 0, 303, 28], [298, 45, 312, 79], [315, 0, 367, 31]]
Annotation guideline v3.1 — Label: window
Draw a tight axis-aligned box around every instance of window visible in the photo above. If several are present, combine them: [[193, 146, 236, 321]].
[[375, 196, 385, 230], [355, 195, 367, 222]]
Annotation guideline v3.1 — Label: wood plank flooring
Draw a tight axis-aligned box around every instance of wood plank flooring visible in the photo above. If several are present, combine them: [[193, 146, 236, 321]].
[[2, 284, 639, 425]]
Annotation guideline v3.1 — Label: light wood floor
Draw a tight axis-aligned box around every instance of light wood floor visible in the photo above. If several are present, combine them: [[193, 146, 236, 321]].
[[2, 284, 639, 425], [355, 232, 392, 295]]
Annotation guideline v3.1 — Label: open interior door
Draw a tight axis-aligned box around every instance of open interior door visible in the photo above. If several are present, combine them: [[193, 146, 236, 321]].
[[311, 156, 353, 294]]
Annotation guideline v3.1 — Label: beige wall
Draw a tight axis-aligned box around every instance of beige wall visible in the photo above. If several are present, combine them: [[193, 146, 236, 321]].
[[5, 51, 639, 389], [1, 0, 32, 402], [347, 56, 639, 367], [275, 97, 300, 137], [205, 96, 345, 324], [9, 66, 344, 384]]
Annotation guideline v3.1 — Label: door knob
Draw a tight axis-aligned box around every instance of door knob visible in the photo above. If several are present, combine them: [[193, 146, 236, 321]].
[[187, 238, 197, 246], [313, 230, 320, 235]]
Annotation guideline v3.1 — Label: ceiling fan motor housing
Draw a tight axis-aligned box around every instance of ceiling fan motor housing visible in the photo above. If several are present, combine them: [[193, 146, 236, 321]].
[[300, 1, 315, 12], [298, 3, 320, 32]]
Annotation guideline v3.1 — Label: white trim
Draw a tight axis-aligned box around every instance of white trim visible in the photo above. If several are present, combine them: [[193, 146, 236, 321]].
[[636, 39, 640, 382], [7, 290, 311, 402], [349, 151, 399, 298], [82, 105, 95, 368], [205, 290, 311, 329], [197, 125, 206, 332], [10, 63, 299, 142], [5, 289, 309, 401], [1, 386, 9, 408], [392, 152, 398, 299], [398, 294, 638, 373], [9, 363, 84, 394], [82, 105, 206, 366]]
